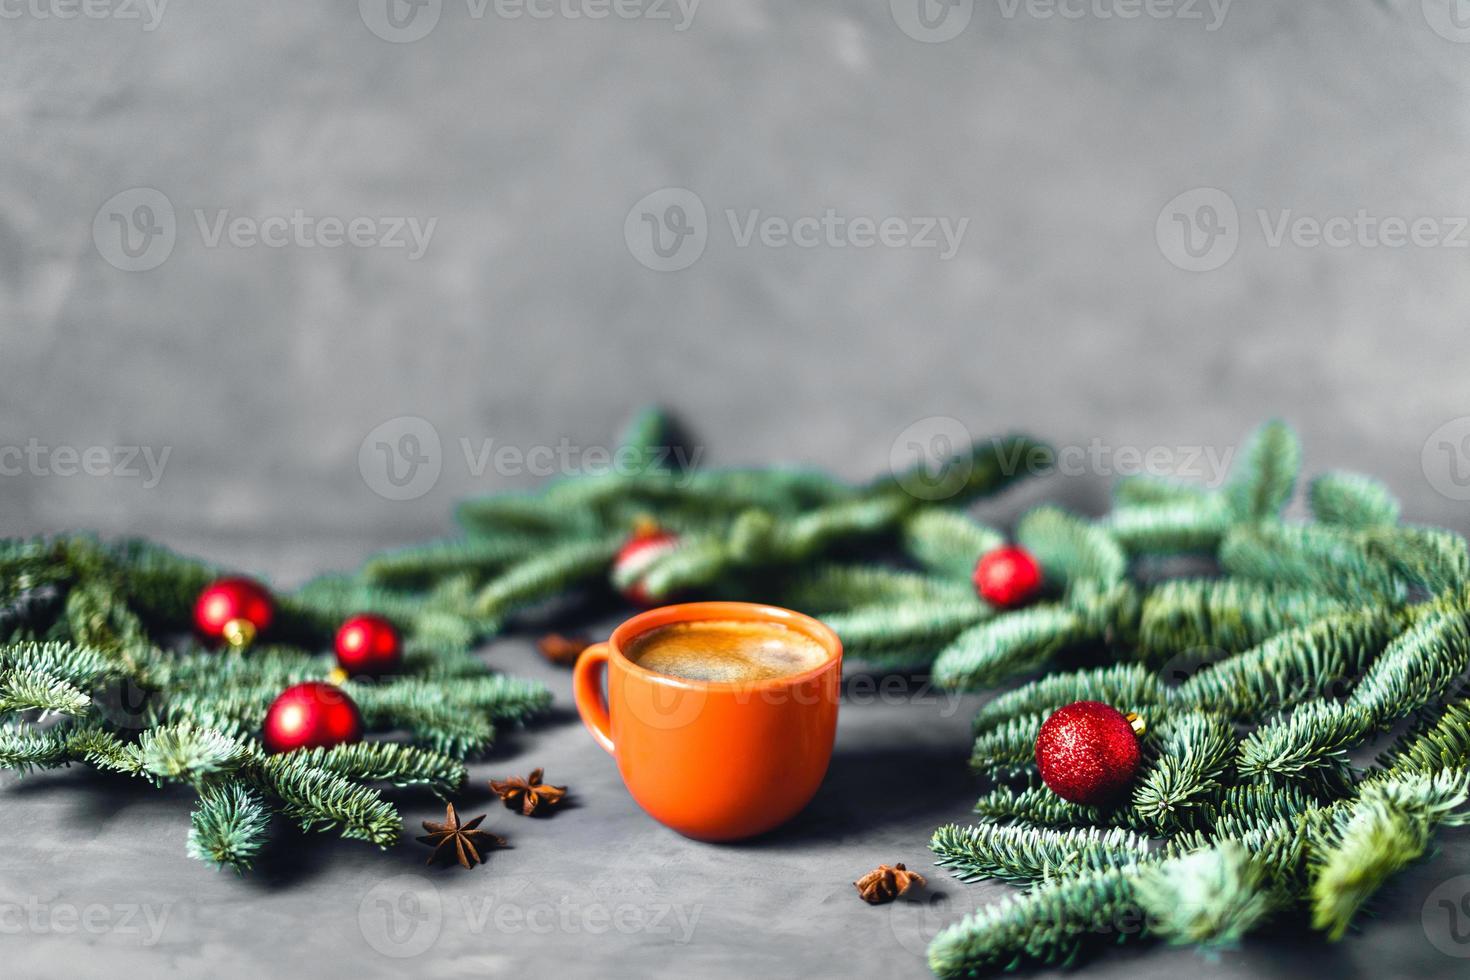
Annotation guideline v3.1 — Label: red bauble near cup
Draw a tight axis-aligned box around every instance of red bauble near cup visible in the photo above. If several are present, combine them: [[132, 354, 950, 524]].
[[261, 681, 364, 753], [614, 529, 680, 606], [335, 614, 403, 676], [1035, 700, 1145, 806], [973, 545, 1043, 608], [194, 577, 275, 649]]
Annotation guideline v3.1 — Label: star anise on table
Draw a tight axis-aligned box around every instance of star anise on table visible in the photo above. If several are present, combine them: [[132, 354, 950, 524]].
[[536, 633, 591, 667], [854, 863, 926, 905], [489, 768, 568, 816], [416, 802, 507, 869]]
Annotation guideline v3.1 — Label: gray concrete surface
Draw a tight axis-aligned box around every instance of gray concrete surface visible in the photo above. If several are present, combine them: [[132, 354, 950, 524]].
[[3, 1, 1470, 977]]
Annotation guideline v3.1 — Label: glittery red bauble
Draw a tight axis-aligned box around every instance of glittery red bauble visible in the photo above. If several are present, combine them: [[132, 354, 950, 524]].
[[335, 614, 403, 676], [1035, 700, 1143, 806], [193, 577, 275, 646], [614, 531, 680, 605], [973, 546, 1043, 608], [262, 682, 364, 753]]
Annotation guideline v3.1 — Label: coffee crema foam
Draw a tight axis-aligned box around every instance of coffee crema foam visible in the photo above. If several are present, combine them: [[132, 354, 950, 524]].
[[624, 620, 830, 683]]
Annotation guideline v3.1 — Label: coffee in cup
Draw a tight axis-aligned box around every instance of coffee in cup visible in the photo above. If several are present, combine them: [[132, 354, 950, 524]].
[[624, 619, 831, 684]]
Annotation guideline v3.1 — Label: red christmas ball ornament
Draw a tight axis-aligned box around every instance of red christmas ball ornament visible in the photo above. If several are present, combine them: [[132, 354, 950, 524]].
[[261, 681, 364, 753], [194, 577, 275, 649], [335, 614, 403, 676], [614, 528, 680, 606], [1035, 701, 1146, 806], [973, 545, 1043, 608]]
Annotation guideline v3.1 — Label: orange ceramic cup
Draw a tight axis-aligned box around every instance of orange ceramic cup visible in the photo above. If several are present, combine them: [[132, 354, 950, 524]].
[[573, 601, 841, 841]]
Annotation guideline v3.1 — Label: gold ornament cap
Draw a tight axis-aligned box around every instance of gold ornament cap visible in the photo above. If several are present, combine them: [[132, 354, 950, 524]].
[[222, 618, 256, 650], [1125, 711, 1147, 736]]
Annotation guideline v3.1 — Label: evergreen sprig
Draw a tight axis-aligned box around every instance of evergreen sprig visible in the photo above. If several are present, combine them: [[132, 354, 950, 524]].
[[0, 408, 1052, 875], [928, 422, 1470, 976], [930, 822, 1150, 885]]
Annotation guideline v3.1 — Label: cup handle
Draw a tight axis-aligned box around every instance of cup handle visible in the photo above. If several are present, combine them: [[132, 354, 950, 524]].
[[573, 642, 615, 755]]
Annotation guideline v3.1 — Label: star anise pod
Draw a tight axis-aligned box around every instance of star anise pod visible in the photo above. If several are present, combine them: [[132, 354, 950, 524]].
[[854, 863, 926, 905], [536, 633, 590, 667], [489, 768, 568, 816], [416, 802, 506, 869]]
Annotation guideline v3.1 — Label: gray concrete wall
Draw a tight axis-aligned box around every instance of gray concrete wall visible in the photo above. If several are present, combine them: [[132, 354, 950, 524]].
[[3, 2, 1469, 558]]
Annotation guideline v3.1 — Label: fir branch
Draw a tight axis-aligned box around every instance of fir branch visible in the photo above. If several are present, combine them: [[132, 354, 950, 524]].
[[1137, 579, 1348, 664], [288, 742, 465, 794], [629, 532, 734, 599], [1347, 608, 1470, 721], [188, 781, 271, 872], [1134, 843, 1279, 947], [1376, 694, 1470, 775], [1171, 610, 1398, 722], [971, 783, 1124, 830], [615, 404, 688, 474], [773, 496, 913, 558], [927, 865, 1145, 976], [902, 509, 1005, 580], [1016, 506, 1127, 588], [1206, 782, 1322, 833], [252, 753, 401, 846], [629, 495, 920, 600], [933, 605, 1093, 691], [1131, 711, 1237, 831], [348, 690, 496, 758], [1113, 475, 1211, 508], [1375, 526, 1470, 597], [146, 644, 331, 690], [877, 434, 1053, 508], [781, 564, 976, 614], [0, 639, 128, 689], [65, 725, 137, 773], [456, 491, 597, 539], [101, 537, 218, 623], [1237, 700, 1375, 783], [970, 713, 1044, 776], [931, 822, 1150, 885], [1220, 523, 1395, 599], [1225, 420, 1300, 523], [1221, 523, 1468, 601], [1309, 472, 1400, 529], [972, 663, 1164, 737], [0, 723, 80, 773], [1065, 580, 1142, 645], [822, 600, 989, 665], [473, 535, 624, 621], [1310, 769, 1470, 939], [361, 537, 540, 588], [0, 667, 92, 716], [148, 687, 274, 741], [128, 722, 249, 786], [1104, 500, 1231, 555], [63, 580, 147, 654], [348, 674, 552, 727]]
